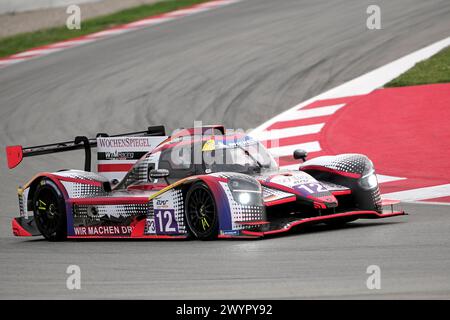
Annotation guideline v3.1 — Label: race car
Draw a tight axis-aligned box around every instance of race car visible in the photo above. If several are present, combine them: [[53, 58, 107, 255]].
[[6, 125, 405, 241]]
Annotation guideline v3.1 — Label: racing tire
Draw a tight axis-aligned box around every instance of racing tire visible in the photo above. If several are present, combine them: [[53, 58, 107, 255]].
[[33, 178, 67, 241], [185, 183, 219, 240]]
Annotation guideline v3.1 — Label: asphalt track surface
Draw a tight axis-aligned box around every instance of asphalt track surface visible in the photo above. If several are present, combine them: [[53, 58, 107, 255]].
[[1, 0, 450, 299]]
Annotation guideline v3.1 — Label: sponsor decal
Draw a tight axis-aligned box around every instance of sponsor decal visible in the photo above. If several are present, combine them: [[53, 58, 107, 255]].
[[96, 136, 167, 182], [18, 187, 30, 219], [221, 230, 240, 236], [98, 151, 147, 161], [145, 218, 156, 234], [97, 137, 152, 149], [269, 172, 316, 187], [156, 199, 169, 207], [216, 135, 256, 149], [154, 191, 175, 210], [74, 225, 133, 236]]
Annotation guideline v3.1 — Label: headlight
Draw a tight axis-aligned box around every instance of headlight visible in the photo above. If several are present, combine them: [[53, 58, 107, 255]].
[[238, 192, 251, 205], [359, 172, 378, 190], [228, 177, 262, 206]]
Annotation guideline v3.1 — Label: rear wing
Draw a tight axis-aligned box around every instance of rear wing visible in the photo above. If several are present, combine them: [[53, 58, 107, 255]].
[[6, 125, 166, 171]]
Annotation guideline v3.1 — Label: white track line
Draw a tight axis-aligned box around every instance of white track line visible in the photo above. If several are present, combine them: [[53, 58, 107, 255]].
[[85, 29, 131, 38], [13, 48, 65, 58], [382, 184, 450, 201], [399, 200, 450, 206], [276, 104, 345, 122], [125, 17, 174, 28], [376, 174, 407, 184], [165, 8, 211, 16], [250, 123, 324, 142], [0, 58, 27, 65], [48, 39, 97, 47]]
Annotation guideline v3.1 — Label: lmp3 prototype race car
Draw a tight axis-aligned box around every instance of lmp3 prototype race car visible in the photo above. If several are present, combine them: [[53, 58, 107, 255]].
[[6, 125, 405, 241]]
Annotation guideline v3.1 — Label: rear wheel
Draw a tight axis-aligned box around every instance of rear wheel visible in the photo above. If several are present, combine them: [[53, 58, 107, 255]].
[[185, 183, 218, 240], [33, 179, 67, 241]]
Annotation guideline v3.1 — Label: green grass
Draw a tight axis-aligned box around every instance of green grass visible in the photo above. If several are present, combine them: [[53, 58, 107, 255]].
[[0, 0, 213, 58], [385, 46, 450, 87]]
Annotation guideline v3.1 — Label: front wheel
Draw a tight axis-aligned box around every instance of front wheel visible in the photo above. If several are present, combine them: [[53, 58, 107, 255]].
[[185, 183, 219, 240], [33, 179, 67, 241]]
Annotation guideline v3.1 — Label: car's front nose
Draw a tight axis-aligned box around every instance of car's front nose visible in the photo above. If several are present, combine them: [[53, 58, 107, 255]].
[[259, 171, 338, 209]]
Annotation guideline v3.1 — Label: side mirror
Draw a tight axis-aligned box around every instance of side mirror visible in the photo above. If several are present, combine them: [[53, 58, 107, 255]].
[[149, 169, 169, 179], [293, 149, 308, 162]]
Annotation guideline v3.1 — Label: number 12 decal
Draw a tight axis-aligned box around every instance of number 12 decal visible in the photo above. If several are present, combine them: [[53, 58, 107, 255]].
[[154, 209, 179, 234], [295, 183, 327, 194]]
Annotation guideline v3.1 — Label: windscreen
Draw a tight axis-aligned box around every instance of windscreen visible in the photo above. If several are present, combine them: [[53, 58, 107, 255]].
[[202, 139, 278, 174]]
